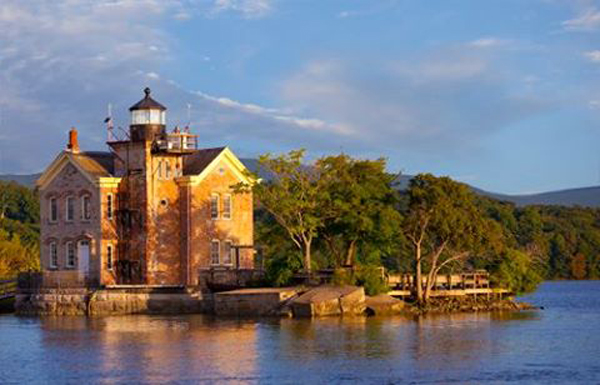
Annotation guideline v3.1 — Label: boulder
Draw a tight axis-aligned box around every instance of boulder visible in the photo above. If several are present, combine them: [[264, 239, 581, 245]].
[[291, 286, 366, 317], [365, 294, 407, 316]]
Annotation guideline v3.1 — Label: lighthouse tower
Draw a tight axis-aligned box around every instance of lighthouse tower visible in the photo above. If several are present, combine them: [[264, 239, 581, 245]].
[[109, 88, 197, 285]]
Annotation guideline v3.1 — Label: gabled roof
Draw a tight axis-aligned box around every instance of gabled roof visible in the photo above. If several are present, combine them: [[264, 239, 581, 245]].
[[183, 147, 226, 175], [72, 151, 114, 177], [36, 151, 115, 189], [180, 146, 253, 185]]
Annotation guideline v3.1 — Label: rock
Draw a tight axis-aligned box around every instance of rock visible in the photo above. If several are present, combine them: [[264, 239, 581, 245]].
[[365, 294, 407, 316], [291, 286, 366, 317]]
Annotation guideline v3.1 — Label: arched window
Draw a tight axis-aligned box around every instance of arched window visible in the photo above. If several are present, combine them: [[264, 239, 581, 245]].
[[165, 160, 171, 179], [49, 197, 58, 223], [107, 244, 113, 270], [107, 193, 114, 220], [210, 240, 220, 265], [81, 195, 91, 220], [65, 196, 75, 222], [49, 242, 58, 268], [223, 194, 232, 220], [210, 194, 219, 219], [223, 240, 234, 265], [66, 242, 76, 268]]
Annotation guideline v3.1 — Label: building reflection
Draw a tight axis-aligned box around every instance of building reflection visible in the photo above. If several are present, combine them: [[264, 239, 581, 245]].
[[39, 315, 259, 384]]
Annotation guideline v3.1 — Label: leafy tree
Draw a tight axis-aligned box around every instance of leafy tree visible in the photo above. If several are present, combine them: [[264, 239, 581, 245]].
[[235, 149, 326, 273], [490, 248, 543, 294], [0, 229, 39, 278], [315, 154, 403, 267], [403, 174, 491, 302]]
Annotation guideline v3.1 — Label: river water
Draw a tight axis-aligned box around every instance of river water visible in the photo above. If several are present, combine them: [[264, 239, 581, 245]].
[[1, 281, 599, 384]]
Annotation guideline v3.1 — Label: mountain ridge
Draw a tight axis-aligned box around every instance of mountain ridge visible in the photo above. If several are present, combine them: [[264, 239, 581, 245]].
[[2, 160, 598, 208]]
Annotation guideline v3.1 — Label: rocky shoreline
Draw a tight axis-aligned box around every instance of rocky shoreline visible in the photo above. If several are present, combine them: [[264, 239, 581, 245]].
[[14, 285, 536, 317]]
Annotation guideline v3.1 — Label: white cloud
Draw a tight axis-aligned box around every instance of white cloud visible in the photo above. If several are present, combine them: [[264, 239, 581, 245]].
[[562, 8, 600, 31], [211, 0, 274, 19], [584, 50, 600, 62], [589, 100, 600, 109], [280, 55, 550, 154], [468, 37, 510, 48]]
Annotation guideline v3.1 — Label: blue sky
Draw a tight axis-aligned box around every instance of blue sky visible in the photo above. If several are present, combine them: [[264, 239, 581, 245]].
[[0, 0, 599, 194]]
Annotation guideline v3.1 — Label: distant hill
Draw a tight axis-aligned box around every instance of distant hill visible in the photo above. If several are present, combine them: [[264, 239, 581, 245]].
[[0, 173, 41, 187], [2, 164, 599, 208]]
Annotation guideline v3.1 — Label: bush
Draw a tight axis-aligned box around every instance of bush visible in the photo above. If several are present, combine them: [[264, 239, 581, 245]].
[[354, 265, 388, 296]]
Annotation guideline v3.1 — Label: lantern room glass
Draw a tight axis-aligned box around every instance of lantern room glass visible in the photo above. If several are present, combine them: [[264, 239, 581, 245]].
[[131, 110, 166, 125]]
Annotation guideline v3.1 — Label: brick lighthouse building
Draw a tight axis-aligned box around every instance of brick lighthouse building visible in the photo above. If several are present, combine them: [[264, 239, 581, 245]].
[[36, 88, 254, 288]]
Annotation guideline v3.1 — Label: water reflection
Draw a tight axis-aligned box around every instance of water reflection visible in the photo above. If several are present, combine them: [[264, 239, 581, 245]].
[[4, 290, 595, 385], [38, 315, 260, 384]]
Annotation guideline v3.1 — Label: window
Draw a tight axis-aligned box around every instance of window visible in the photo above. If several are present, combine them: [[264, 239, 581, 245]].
[[210, 240, 220, 265], [223, 194, 232, 220], [157, 160, 163, 179], [210, 194, 219, 219], [107, 244, 113, 270], [49, 242, 58, 268], [107, 194, 113, 220], [65, 196, 74, 222], [223, 240, 234, 265], [81, 195, 91, 220], [66, 242, 76, 268], [49, 198, 58, 222], [165, 160, 171, 179]]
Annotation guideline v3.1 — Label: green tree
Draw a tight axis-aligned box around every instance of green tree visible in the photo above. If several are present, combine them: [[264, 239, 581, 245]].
[[235, 149, 326, 273], [403, 174, 491, 302], [490, 248, 543, 294], [316, 154, 403, 267]]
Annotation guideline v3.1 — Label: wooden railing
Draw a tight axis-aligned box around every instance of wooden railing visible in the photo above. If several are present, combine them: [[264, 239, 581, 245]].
[[386, 270, 490, 291]]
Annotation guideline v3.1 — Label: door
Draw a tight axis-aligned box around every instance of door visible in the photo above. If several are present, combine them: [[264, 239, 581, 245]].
[[78, 240, 90, 280]]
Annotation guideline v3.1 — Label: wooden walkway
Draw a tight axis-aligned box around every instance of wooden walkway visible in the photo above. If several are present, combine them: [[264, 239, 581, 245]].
[[386, 271, 510, 298]]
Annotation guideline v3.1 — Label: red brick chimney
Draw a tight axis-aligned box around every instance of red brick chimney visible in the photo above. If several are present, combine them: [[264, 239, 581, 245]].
[[67, 127, 80, 153]]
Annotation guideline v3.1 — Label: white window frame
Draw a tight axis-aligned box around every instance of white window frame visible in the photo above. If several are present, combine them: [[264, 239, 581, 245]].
[[107, 244, 113, 270], [107, 193, 114, 220], [223, 240, 234, 265], [210, 240, 220, 265], [81, 195, 91, 221], [65, 196, 75, 222], [222, 194, 232, 220], [210, 194, 220, 220], [66, 241, 76, 268], [49, 197, 58, 223], [49, 242, 58, 268]]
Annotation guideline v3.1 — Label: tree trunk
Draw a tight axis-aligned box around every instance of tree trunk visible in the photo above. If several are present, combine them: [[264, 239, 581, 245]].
[[344, 239, 357, 267], [303, 238, 312, 274], [415, 243, 423, 303]]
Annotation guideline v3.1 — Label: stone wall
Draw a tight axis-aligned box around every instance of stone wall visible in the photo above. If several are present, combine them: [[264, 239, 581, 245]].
[[15, 288, 213, 316]]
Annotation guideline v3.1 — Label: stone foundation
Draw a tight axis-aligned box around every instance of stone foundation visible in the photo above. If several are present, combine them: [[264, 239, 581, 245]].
[[15, 288, 213, 316]]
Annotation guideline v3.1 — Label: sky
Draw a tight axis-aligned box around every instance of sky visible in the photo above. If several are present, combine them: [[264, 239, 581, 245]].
[[0, 0, 599, 194]]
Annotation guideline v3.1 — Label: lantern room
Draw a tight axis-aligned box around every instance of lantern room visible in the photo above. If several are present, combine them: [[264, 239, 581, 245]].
[[129, 87, 166, 125]]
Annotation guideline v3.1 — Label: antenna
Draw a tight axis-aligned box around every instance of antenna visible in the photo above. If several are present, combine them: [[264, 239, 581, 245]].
[[105, 103, 114, 142]]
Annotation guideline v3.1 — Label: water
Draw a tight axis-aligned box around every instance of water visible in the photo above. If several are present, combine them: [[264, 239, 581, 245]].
[[1, 281, 599, 384]]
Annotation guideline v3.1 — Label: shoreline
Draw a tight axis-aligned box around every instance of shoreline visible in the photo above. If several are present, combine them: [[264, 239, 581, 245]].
[[12, 285, 536, 318]]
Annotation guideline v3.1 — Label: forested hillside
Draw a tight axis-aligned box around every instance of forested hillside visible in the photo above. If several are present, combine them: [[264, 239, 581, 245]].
[[0, 181, 40, 278]]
